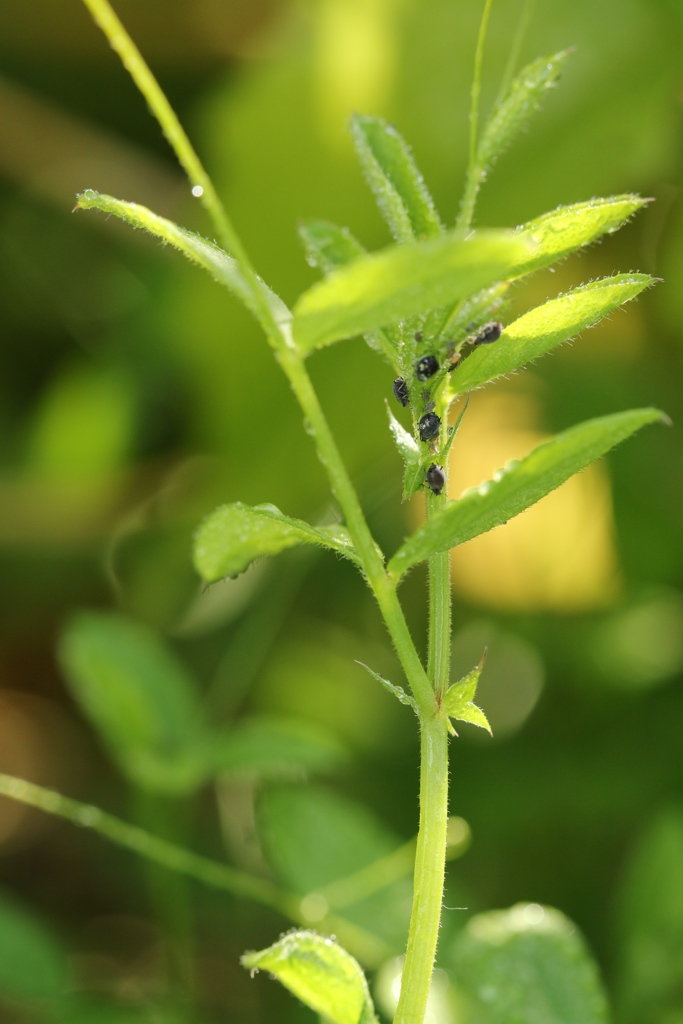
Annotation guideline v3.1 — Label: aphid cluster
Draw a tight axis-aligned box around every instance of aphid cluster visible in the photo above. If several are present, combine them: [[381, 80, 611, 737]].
[[390, 323, 503, 495]]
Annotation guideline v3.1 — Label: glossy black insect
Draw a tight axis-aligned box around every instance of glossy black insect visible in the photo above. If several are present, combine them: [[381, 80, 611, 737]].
[[474, 321, 503, 345], [419, 412, 441, 442], [426, 463, 445, 495], [392, 377, 410, 407], [416, 355, 439, 381]]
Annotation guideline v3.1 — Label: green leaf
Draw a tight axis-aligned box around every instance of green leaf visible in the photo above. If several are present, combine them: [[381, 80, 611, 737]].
[[452, 903, 610, 1024], [193, 502, 361, 582], [515, 195, 647, 276], [299, 219, 365, 274], [292, 231, 532, 352], [615, 808, 683, 1021], [350, 114, 443, 243], [386, 403, 424, 499], [0, 889, 66, 1001], [258, 784, 411, 949], [207, 717, 346, 780], [241, 930, 378, 1024], [444, 653, 491, 735], [435, 281, 510, 349], [58, 612, 203, 794], [355, 661, 418, 712], [388, 408, 665, 578], [76, 190, 290, 327], [299, 220, 400, 365], [452, 273, 654, 393], [477, 52, 570, 173]]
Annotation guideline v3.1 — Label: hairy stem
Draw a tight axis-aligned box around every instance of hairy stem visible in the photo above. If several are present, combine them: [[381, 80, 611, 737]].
[[278, 345, 434, 712], [80, 0, 275, 334], [80, 5, 448, 1016], [426, 492, 452, 701], [394, 716, 450, 1024]]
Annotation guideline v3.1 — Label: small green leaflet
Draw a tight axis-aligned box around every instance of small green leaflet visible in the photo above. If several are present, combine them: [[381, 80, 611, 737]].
[[515, 195, 647, 277], [452, 273, 654, 393], [299, 220, 400, 366], [350, 114, 443, 243], [58, 611, 204, 795], [434, 281, 509, 349], [292, 231, 531, 352], [386, 403, 424, 499], [443, 654, 490, 736], [193, 502, 360, 582], [453, 904, 610, 1024], [76, 190, 290, 327], [356, 661, 418, 712], [241, 930, 379, 1024], [299, 220, 366, 275], [477, 51, 570, 173], [388, 408, 665, 578]]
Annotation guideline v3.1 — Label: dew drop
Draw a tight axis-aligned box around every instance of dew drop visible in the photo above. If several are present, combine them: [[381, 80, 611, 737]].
[[191, 184, 204, 198]]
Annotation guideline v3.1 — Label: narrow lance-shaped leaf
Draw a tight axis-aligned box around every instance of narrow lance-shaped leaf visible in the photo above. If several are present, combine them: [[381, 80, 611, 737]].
[[388, 407, 665, 578], [444, 653, 490, 736], [514, 195, 647, 277], [477, 51, 570, 173], [241, 931, 379, 1024], [350, 114, 443, 243], [76, 190, 290, 327], [293, 231, 532, 352], [433, 281, 510, 349], [193, 502, 361, 582], [299, 220, 365, 274], [299, 221, 400, 365], [386, 403, 424, 500], [452, 273, 655, 393], [355, 660, 418, 712]]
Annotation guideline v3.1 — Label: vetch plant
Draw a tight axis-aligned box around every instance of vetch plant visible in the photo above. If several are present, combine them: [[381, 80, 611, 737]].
[[0, 0, 669, 1022]]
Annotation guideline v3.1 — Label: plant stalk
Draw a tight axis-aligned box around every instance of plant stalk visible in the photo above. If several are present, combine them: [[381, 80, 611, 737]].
[[457, 0, 494, 231], [0, 773, 388, 966], [394, 714, 450, 1024], [426, 493, 451, 701], [79, 7, 449, 1017]]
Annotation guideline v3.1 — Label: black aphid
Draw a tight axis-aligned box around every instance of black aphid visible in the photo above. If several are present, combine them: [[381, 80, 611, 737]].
[[426, 464, 445, 495], [414, 331, 423, 342], [474, 321, 503, 345], [416, 355, 439, 381], [419, 412, 441, 442], [392, 377, 410, 406]]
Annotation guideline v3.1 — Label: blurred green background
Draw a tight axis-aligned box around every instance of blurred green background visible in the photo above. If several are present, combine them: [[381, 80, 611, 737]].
[[1, 0, 683, 1021]]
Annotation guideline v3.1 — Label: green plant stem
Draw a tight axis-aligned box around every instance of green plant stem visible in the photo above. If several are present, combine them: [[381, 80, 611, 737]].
[[80, 0, 274, 330], [0, 773, 388, 966], [457, 0, 494, 231], [394, 715, 450, 1024], [426, 493, 451, 701], [496, 0, 536, 105], [278, 345, 435, 714], [80, 7, 450, 1016]]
